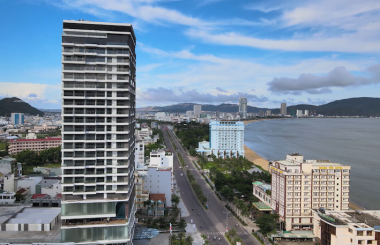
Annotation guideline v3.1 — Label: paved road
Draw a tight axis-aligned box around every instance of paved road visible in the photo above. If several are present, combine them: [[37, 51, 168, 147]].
[[161, 125, 260, 245]]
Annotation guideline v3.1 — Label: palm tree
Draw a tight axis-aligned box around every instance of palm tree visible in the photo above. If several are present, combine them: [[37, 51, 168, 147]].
[[170, 234, 178, 245], [178, 232, 186, 241], [185, 235, 194, 245]]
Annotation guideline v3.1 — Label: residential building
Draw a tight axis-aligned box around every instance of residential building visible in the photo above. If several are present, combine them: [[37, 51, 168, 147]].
[[148, 193, 166, 216], [137, 127, 152, 138], [135, 139, 145, 168], [194, 104, 202, 118], [270, 153, 351, 231], [60, 20, 136, 244], [239, 97, 247, 118], [196, 120, 244, 158], [281, 103, 287, 116], [0, 157, 22, 176], [296, 110, 303, 117], [0, 190, 15, 205], [258, 110, 265, 117], [266, 110, 271, 116], [135, 171, 149, 213], [150, 149, 173, 168], [304, 110, 309, 117], [26, 133, 37, 139], [11, 113, 24, 125], [312, 209, 380, 245], [144, 166, 173, 207], [155, 112, 167, 121], [8, 137, 61, 155], [186, 111, 194, 117]]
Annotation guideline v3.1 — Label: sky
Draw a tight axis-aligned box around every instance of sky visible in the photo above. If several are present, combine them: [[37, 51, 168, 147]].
[[1, 0, 380, 109]]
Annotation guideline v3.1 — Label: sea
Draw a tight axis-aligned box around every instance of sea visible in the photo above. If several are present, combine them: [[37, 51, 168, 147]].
[[244, 118, 380, 209]]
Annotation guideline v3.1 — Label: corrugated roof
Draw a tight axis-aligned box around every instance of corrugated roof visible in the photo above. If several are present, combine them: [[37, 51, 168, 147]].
[[149, 193, 166, 202]]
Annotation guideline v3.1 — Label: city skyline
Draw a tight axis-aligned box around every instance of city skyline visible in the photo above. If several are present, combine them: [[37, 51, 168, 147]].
[[1, 0, 380, 109]]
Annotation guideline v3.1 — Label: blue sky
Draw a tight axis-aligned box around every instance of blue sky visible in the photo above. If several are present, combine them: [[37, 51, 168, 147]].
[[1, 0, 380, 109]]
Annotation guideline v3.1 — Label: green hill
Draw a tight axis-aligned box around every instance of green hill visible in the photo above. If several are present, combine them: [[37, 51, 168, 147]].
[[0, 97, 44, 116]]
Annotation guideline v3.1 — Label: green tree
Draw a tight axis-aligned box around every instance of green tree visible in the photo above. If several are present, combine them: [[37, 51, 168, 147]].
[[256, 214, 279, 235], [178, 218, 187, 229], [171, 193, 181, 207], [228, 228, 237, 237], [220, 186, 235, 202], [184, 235, 194, 245]]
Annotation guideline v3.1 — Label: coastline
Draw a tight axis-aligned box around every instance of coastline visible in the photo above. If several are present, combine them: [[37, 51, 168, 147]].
[[243, 118, 363, 210]]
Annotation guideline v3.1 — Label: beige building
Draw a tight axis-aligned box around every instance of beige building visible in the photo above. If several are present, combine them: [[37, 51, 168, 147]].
[[271, 153, 350, 231], [312, 209, 380, 245], [8, 137, 61, 155], [135, 171, 149, 213]]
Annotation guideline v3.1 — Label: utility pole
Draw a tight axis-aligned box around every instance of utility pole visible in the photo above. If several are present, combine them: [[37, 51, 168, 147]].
[[223, 211, 231, 233]]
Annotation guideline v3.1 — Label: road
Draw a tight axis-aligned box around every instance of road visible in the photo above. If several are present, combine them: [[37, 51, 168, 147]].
[[161, 125, 260, 245]]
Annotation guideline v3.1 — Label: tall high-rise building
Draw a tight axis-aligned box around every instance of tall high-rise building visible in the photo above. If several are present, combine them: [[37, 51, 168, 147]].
[[60, 20, 136, 244], [280, 103, 287, 116], [193, 104, 202, 118], [11, 113, 24, 125], [239, 97, 247, 118], [270, 154, 350, 231]]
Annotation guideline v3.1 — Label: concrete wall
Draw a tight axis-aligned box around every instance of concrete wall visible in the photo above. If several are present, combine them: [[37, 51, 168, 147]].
[[145, 167, 173, 207]]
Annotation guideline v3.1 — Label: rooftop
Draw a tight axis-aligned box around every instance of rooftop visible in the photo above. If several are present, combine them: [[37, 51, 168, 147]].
[[314, 209, 380, 228], [9, 137, 61, 142], [252, 202, 272, 211], [149, 193, 166, 202], [0, 207, 62, 243]]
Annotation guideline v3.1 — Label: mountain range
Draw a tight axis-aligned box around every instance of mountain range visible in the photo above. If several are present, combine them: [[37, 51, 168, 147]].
[[137, 97, 380, 117]]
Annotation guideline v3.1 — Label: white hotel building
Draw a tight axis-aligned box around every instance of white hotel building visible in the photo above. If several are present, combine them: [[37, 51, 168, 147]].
[[60, 20, 136, 244], [271, 153, 351, 231], [196, 120, 244, 158]]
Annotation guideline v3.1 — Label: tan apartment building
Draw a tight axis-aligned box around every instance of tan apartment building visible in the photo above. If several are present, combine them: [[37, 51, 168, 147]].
[[135, 171, 149, 213], [8, 137, 61, 155], [312, 209, 380, 245], [271, 153, 350, 231]]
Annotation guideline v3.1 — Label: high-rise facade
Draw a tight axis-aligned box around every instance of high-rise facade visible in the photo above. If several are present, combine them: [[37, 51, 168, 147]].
[[11, 113, 24, 125], [270, 154, 350, 231], [239, 97, 247, 118], [280, 103, 287, 116], [193, 104, 202, 118], [209, 120, 244, 158], [60, 20, 136, 244]]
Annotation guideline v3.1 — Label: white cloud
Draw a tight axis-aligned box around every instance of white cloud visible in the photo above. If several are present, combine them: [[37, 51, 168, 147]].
[[185, 29, 380, 53], [138, 63, 163, 72]]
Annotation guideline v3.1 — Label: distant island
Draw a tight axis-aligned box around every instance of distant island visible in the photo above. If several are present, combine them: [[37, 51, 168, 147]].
[[137, 97, 380, 117]]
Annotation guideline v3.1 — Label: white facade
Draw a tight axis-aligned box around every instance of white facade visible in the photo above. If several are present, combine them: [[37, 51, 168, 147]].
[[144, 167, 173, 207], [135, 139, 145, 168], [281, 103, 287, 116], [271, 154, 351, 231], [155, 112, 167, 121], [296, 110, 303, 117], [149, 149, 173, 168], [17, 176, 43, 195], [60, 20, 136, 244], [11, 113, 24, 125], [266, 110, 271, 116], [41, 181, 62, 197], [239, 97, 247, 118], [304, 110, 309, 116], [137, 128, 152, 138], [193, 105, 202, 118], [197, 120, 244, 158], [26, 133, 37, 139], [0, 191, 16, 205]]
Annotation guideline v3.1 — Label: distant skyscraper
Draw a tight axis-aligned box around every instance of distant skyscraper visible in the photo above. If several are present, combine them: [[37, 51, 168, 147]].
[[216, 111, 220, 118], [11, 113, 24, 125], [239, 97, 247, 118], [266, 110, 271, 116], [61, 20, 136, 244], [304, 110, 309, 116], [281, 103, 287, 116], [193, 104, 202, 118]]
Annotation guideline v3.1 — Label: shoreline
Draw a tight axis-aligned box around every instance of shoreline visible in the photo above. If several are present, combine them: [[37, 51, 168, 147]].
[[243, 118, 363, 210]]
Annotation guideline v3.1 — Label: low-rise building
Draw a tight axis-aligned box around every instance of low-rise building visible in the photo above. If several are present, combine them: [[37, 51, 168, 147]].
[[148, 193, 166, 216], [0, 190, 15, 205], [25, 133, 37, 139], [312, 209, 380, 245], [8, 137, 61, 155], [0, 157, 22, 176], [135, 139, 145, 168], [135, 171, 149, 213], [252, 181, 272, 213], [0, 206, 62, 244]]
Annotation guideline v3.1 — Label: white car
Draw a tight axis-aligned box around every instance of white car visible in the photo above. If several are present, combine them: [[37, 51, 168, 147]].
[[181, 173, 183, 176], [179, 166, 182, 169]]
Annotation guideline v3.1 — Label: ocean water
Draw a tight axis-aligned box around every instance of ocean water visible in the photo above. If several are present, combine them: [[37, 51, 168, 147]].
[[244, 118, 380, 209]]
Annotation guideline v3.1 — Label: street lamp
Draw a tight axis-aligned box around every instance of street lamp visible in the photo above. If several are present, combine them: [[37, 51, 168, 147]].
[[223, 211, 231, 233]]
